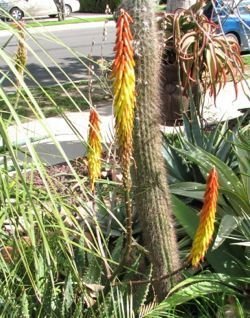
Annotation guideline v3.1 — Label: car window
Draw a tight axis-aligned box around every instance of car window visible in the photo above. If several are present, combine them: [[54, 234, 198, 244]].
[[238, 3, 250, 15], [204, 0, 250, 19], [216, 1, 233, 16], [203, 1, 231, 19], [215, 0, 250, 15]]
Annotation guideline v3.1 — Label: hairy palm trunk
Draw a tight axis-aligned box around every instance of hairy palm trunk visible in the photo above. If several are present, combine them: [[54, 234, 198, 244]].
[[167, 0, 196, 12], [160, 63, 190, 125], [131, 0, 180, 301], [161, 0, 198, 125], [53, 0, 65, 21]]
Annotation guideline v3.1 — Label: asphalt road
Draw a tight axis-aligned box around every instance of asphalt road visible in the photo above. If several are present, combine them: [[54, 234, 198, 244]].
[[0, 21, 115, 89]]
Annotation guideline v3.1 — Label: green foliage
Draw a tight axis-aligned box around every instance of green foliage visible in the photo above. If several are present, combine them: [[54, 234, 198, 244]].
[[141, 273, 243, 317], [0, 8, 249, 318], [163, 106, 250, 279]]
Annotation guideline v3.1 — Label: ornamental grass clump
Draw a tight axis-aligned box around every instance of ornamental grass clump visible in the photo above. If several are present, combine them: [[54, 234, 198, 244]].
[[112, 9, 135, 177], [189, 167, 219, 267], [87, 108, 102, 192]]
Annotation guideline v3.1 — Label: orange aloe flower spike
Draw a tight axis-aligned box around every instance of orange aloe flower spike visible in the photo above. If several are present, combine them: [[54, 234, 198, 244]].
[[189, 167, 219, 267], [112, 9, 135, 176], [87, 108, 102, 192]]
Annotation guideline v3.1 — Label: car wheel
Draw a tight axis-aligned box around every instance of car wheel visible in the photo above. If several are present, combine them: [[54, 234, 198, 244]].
[[9, 7, 23, 20], [65, 4, 72, 17], [226, 33, 240, 46]]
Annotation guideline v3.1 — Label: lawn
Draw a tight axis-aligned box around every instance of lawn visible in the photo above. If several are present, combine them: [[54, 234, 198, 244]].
[[26, 16, 113, 28], [0, 80, 111, 121], [243, 54, 250, 65], [0, 16, 112, 31], [243, 54, 250, 77]]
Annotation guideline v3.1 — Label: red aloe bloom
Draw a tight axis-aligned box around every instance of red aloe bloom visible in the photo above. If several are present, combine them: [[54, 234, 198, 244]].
[[112, 9, 135, 175], [189, 167, 219, 267], [87, 108, 102, 192]]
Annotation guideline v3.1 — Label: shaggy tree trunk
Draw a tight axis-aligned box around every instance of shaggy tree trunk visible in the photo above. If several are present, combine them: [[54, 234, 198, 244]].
[[166, 0, 197, 12], [53, 0, 65, 21], [161, 0, 199, 125], [131, 0, 181, 301], [160, 63, 190, 125]]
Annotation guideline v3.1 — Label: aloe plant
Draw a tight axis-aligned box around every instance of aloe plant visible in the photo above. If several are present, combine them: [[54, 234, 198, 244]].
[[160, 1, 244, 123]]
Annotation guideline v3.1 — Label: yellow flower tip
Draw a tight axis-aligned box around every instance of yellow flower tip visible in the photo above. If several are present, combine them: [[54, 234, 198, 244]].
[[12, 20, 25, 29], [87, 108, 102, 192], [189, 167, 219, 267], [88, 108, 101, 140]]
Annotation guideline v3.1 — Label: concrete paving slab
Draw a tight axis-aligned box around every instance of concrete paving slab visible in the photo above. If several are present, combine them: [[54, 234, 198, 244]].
[[6, 103, 114, 165], [203, 79, 250, 123]]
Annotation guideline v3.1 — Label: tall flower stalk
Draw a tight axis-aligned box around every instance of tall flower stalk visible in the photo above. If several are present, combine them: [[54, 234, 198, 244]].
[[189, 167, 219, 267], [14, 21, 27, 87], [109, 9, 136, 281], [87, 108, 102, 192], [112, 9, 135, 177]]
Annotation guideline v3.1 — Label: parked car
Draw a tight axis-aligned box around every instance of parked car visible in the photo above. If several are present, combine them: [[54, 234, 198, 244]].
[[204, 0, 250, 51], [0, 0, 80, 20]]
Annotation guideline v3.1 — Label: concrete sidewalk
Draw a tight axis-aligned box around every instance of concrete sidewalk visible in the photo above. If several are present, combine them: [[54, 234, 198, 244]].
[[7, 102, 114, 165], [6, 78, 250, 166]]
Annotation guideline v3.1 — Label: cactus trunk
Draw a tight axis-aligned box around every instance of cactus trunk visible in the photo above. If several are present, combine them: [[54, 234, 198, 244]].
[[131, 0, 180, 301], [167, 0, 197, 12]]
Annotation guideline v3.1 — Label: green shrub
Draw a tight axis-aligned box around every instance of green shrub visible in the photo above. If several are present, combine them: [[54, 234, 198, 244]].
[[79, 0, 121, 13]]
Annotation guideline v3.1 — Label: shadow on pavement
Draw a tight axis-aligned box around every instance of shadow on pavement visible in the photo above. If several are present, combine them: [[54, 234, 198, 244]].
[[1, 55, 113, 90]]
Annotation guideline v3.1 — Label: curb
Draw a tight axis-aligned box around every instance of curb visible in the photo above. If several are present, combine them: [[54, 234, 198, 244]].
[[0, 14, 114, 36], [0, 20, 115, 37]]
